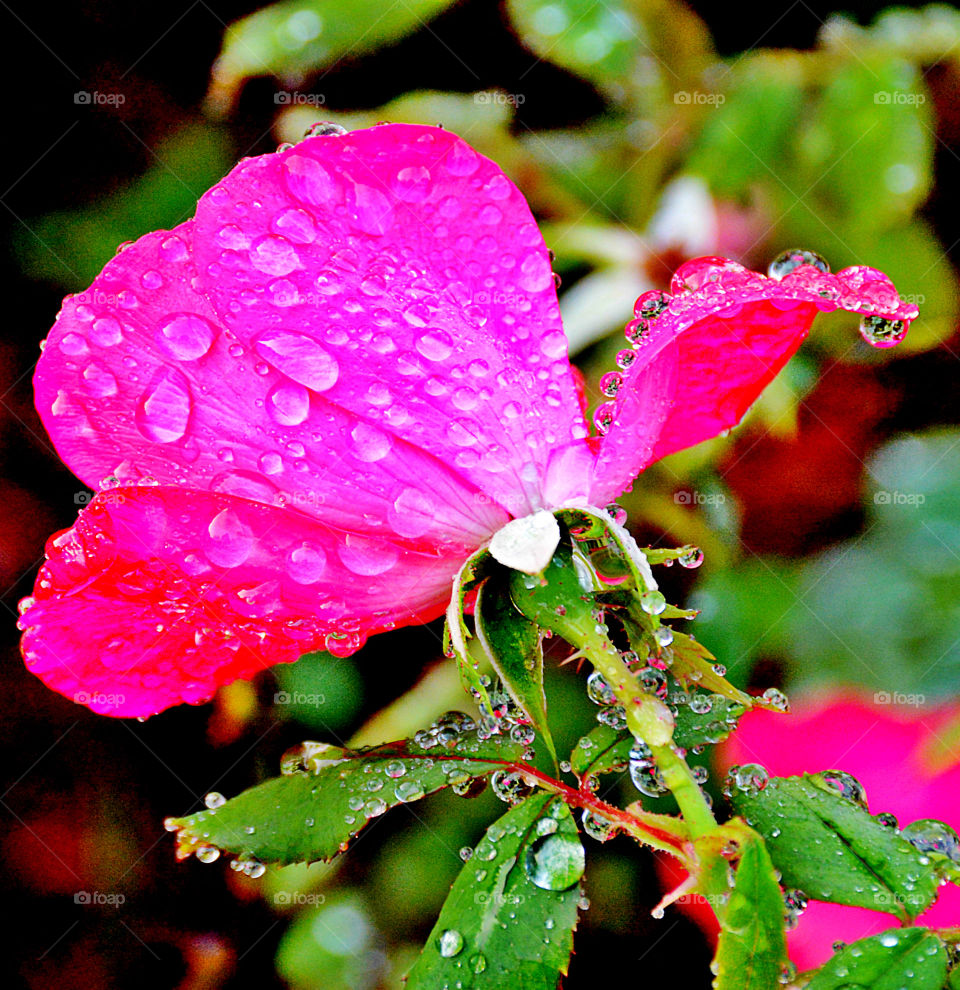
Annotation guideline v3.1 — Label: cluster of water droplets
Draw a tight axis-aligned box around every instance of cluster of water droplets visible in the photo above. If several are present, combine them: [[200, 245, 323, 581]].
[[594, 289, 672, 436]]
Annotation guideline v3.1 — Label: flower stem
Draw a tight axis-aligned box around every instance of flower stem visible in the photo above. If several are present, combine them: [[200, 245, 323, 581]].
[[569, 617, 718, 838]]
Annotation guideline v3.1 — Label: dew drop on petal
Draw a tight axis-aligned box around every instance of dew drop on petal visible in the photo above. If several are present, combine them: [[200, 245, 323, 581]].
[[204, 508, 254, 568], [286, 542, 327, 584], [135, 367, 192, 443], [267, 382, 311, 426], [350, 421, 391, 462], [338, 535, 398, 576], [157, 313, 216, 361], [255, 330, 339, 391], [766, 248, 830, 280], [859, 315, 907, 349]]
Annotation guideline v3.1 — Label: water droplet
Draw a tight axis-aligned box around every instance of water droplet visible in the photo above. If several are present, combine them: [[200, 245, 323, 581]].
[[490, 769, 534, 804], [524, 831, 585, 890], [394, 779, 426, 802], [205, 508, 254, 568], [416, 330, 454, 361], [437, 929, 464, 958], [157, 313, 216, 361], [678, 546, 704, 569], [255, 330, 339, 391], [250, 235, 301, 276], [469, 952, 487, 974], [860, 314, 907, 348], [580, 808, 619, 842], [267, 382, 311, 426], [767, 248, 830, 280], [634, 290, 671, 320], [286, 542, 327, 584], [195, 845, 220, 864], [135, 366, 192, 443], [639, 590, 667, 616], [761, 687, 790, 712], [338, 534, 398, 576], [204, 792, 226, 809], [723, 763, 769, 798], [586, 670, 616, 706]]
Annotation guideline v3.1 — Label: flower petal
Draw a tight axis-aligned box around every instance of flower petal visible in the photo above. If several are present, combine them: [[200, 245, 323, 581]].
[[589, 259, 918, 502], [191, 123, 591, 514], [19, 488, 459, 718], [35, 221, 506, 551]]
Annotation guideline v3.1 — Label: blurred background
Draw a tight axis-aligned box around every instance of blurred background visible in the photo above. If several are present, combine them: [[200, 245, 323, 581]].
[[3, 0, 960, 986]]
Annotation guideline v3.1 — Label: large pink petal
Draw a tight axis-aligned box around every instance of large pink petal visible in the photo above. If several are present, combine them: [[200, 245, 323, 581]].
[[35, 221, 506, 552], [589, 259, 918, 503], [191, 123, 592, 514], [18, 487, 459, 718]]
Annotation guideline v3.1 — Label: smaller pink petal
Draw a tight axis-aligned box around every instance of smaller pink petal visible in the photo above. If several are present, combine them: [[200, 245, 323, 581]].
[[19, 488, 461, 718], [589, 258, 918, 503]]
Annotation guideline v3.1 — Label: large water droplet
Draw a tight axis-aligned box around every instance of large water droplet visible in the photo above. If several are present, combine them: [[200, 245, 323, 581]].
[[437, 929, 464, 958], [350, 421, 391, 462], [250, 235, 302, 276], [338, 535, 398, 576], [267, 382, 311, 426], [283, 154, 338, 206], [135, 366, 192, 443], [157, 313, 216, 361], [286, 542, 327, 584], [255, 330, 339, 392], [859, 314, 907, 349], [205, 508, 254, 568], [767, 248, 830, 280], [524, 830, 585, 890]]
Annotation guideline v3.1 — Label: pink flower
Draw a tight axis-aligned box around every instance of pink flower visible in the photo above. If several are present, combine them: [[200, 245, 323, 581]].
[[723, 695, 960, 970], [18, 124, 917, 718]]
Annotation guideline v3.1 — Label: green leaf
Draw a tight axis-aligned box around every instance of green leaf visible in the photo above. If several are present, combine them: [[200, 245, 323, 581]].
[[712, 828, 787, 990], [444, 547, 497, 717], [798, 55, 933, 231], [713, 829, 787, 990], [276, 894, 386, 990], [805, 928, 947, 990], [667, 631, 760, 711], [558, 506, 658, 595], [208, 0, 458, 112], [167, 727, 522, 866], [405, 793, 580, 988], [685, 52, 805, 199], [475, 576, 557, 767], [570, 696, 745, 779], [728, 774, 939, 919]]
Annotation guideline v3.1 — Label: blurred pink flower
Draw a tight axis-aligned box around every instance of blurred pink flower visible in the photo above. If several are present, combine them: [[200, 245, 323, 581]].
[[725, 695, 960, 971], [18, 124, 916, 717]]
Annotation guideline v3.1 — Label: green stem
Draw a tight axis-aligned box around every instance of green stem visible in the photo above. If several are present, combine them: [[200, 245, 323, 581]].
[[571, 619, 718, 838]]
